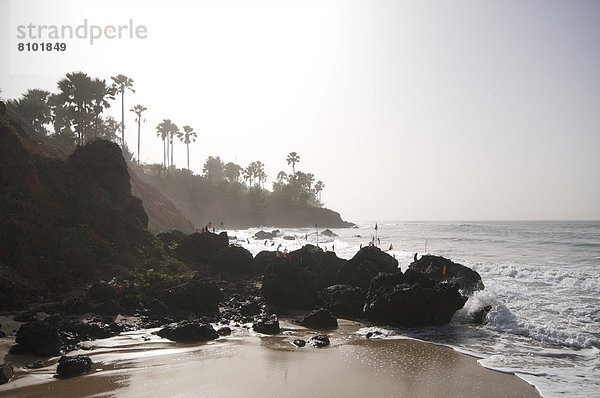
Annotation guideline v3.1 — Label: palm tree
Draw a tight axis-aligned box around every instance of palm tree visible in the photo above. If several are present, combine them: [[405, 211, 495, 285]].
[[224, 162, 242, 183], [169, 123, 181, 169], [111, 74, 135, 145], [314, 180, 325, 202], [181, 125, 197, 170], [9, 89, 53, 135], [130, 104, 147, 165], [286, 151, 300, 174], [57, 72, 100, 146], [156, 119, 175, 169]]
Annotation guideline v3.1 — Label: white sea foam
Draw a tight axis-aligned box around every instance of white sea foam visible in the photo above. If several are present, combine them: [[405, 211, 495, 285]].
[[231, 221, 600, 398]]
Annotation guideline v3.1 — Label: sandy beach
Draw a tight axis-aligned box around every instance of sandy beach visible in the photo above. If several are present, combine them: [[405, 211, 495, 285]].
[[0, 319, 540, 398]]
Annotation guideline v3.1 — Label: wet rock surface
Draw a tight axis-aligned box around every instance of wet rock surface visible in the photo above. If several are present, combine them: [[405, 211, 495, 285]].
[[56, 355, 92, 378], [156, 321, 219, 342], [299, 308, 338, 329], [409, 255, 484, 293]]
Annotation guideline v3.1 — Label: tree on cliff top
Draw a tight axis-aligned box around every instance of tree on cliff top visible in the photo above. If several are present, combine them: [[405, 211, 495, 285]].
[[111, 74, 135, 145], [181, 125, 197, 170], [9, 89, 53, 135], [130, 104, 147, 166], [286, 152, 300, 174]]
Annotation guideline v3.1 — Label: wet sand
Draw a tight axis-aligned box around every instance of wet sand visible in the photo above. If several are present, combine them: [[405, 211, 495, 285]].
[[0, 320, 540, 398]]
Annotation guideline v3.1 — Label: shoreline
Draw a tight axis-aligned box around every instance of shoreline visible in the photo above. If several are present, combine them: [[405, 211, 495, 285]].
[[1, 319, 540, 398]]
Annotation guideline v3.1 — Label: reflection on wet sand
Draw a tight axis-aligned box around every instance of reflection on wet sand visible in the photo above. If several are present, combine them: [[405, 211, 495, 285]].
[[1, 321, 539, 398]]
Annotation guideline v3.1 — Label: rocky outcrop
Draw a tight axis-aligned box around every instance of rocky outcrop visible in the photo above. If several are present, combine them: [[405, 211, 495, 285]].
[[364, 272, 467, 326], [212, 246, 257, 275], [156, 321, 219, 342], [261, 261, 319, 310], [299, 308, 338, 329], [0, 363, 13, 385], [409, 255, 484, 293], [15, 315, 120, 356], [0, 113, 155, 311], [336, 247, 399, 290], [56, 355, 92, 378], [252, 314, 281, 335], [320, 284, 365, 318], [175, 232, 229, 264], [289, 245, 347, 289], [321, 229, 338, 237]]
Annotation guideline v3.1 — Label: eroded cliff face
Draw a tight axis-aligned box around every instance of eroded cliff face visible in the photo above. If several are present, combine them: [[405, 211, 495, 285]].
[[0, 109, 155, 310]]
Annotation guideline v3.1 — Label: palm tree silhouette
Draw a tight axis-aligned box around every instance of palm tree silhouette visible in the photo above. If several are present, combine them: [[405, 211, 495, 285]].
[[315, 180, 325, 202], [156, 119, 177, 169], [111, 74, 135, 145], [130, 105, 147, 165], [181, 125, 197, 170], [286, 152, 300, 174]]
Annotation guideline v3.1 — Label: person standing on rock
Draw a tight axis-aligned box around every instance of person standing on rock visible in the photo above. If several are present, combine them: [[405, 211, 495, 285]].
[[414, 253, 418, 262]]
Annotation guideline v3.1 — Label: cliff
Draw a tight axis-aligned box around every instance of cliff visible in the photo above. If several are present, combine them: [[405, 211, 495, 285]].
[[0, 107, 170, 310]]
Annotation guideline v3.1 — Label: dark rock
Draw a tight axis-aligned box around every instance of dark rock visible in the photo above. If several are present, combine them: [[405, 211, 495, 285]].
[[292, 339, 306, 347], [217, 326, 232, 336], [212, 246, 256, 275], [469, 305, 492, 325], [252, 314, 280, 335], [156, 230, 187, 247], [15, 315, 79, 356], [254, 230, 280, 240], [157, 279, 221, 314], [262, 262, 319, 310], [62, 297, 94, 315], [69, 140, 148, 228], [0, 331, 5, 338], [87, 281, 119, 301], [309, 334, 330, 347], [299, 308, 338, 329], [320, 285, 366, 318], [364, 278, 468, 326], [289, 245, 347, 289], [15, 314, 120, 356], [409, 255, 484, 293], [0, 363, 13, 384], [283, 235, 295, 240], [366, 331, 384, 339], [25, 360, 47, 369], [56, 355, 92, 378], [240, 300, 262, 316], [175, 232, 229, 263], [336, 246, 399, 290], [94, 300, 120, 315], [156, 321, 219, 342], [321, 229, 338, 237]]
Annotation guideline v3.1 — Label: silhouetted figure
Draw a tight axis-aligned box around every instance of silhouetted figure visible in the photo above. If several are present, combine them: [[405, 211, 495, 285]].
[[414, 253, 418, 262], [220, 220, 224, 228]]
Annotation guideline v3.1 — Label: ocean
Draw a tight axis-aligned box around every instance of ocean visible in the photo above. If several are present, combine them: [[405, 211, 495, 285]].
[[229, 220, 600, 397]]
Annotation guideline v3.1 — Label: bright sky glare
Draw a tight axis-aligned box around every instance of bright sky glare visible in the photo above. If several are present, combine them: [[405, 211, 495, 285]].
[[1, 0, 599, 221]]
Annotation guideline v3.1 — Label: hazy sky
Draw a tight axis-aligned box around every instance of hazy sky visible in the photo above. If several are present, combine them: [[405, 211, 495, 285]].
[[1, 0, 599, 221]]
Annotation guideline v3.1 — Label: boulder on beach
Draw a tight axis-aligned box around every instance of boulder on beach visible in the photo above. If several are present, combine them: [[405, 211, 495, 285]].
[[409, 255, 484, 293], [56, 355, 92, 378], [289, 245, 347, 289], [299, 308, 338, 329], [261, 262, 319, 310], [252, 314, 281, 335], [175, 232, 229, 263], [212, 245, 256, 275], [15, 315, 121, 356], [309, 334, 330, 347], [364, 272, 468, 326], [336, 246, 399, 290], [0, 363, 14, 385], [156, 320, 219, 342], [321, 229, 338, 237], [254, 230, 280, 240], [320, 284, 366, 318]]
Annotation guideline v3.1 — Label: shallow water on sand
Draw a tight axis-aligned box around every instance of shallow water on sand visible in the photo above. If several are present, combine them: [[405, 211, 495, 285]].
[[0, 320, 538, 398]]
